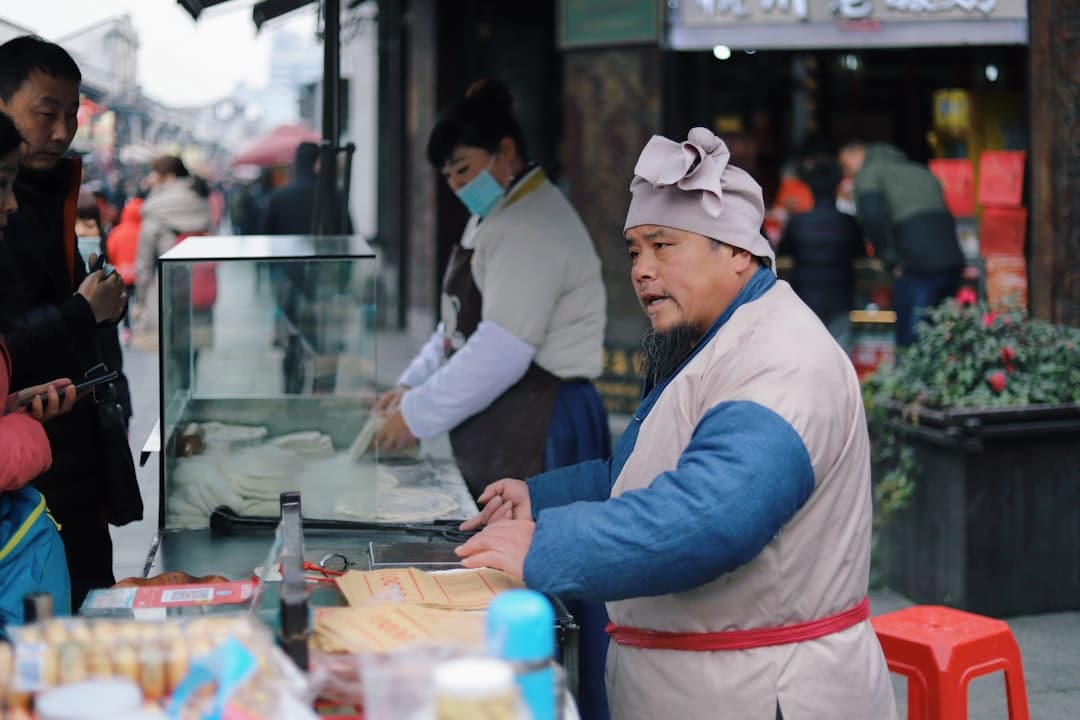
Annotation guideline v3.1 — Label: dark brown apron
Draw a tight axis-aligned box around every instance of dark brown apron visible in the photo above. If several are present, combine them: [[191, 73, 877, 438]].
[[441, 243, 560, 498]]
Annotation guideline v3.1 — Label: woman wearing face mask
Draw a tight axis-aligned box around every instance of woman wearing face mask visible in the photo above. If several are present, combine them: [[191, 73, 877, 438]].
[[375, 79, 610, 495], [375, 82, 612, 719]]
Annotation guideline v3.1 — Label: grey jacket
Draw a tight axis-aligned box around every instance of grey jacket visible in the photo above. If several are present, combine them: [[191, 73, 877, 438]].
[[135, 177, 211, 303]]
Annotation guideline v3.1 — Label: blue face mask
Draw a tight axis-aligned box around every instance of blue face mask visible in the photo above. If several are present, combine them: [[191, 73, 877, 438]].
[[454, 161, 505, 218]]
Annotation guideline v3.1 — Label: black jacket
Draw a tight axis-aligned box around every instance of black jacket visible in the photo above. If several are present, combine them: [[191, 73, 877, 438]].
[[261, 174, 317, 235], [0, 159, 130, 513], [778, 202, 866, 322]]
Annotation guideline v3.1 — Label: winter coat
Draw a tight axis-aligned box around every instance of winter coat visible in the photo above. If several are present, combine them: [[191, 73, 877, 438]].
[[853, 143, 964, 274], [0, 159, 130, 515], [0, 341, 51, 492], [261, 173, 317, 235], [106, 197, 142, 286], [525, 270, 897, 720], [778, 200, 865, 322], [133, 178, 211, 338]]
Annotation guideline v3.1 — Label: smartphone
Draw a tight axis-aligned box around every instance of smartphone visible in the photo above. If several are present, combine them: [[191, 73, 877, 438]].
[[18, 371, 119, 409]]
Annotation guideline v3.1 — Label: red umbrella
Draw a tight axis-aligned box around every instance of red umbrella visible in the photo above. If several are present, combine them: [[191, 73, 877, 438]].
[[231, 123, 321, 167]]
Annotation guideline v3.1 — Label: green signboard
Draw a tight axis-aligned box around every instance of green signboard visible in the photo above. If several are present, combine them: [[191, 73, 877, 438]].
[[559, 0, 660, 49]]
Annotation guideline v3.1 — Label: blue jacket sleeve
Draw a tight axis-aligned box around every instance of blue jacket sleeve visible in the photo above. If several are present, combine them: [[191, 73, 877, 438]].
[[527, 458, 612, 516], [522, 401, 815, 602]]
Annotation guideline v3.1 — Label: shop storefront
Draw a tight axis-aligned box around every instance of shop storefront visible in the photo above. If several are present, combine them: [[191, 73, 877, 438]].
[[662, 0, 1029, 375]]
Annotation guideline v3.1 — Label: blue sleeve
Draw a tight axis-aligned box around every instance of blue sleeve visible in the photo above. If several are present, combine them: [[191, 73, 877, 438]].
[[527, 458, 612, 516], [522, 401, 815, 602]]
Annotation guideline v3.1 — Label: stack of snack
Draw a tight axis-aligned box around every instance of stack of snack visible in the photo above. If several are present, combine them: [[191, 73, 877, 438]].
[[0, 615, 312, 719]]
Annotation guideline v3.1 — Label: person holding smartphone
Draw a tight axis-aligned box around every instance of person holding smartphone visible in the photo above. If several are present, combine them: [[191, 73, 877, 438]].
[[0, 113, 75, 630], [0, 37, 136, 609]]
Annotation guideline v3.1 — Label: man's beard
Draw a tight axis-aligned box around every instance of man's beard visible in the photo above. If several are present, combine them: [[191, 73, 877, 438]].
[[641, 324, 701, 385]]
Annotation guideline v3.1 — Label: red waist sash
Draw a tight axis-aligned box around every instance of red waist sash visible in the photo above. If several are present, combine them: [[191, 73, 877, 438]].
[[605, 596, 870, 651]]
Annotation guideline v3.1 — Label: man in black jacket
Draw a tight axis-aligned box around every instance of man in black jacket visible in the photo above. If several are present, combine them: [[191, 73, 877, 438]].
[[0, 35, 134, 608], [778, 158, 865, 351], [261, 142, 319, 235]]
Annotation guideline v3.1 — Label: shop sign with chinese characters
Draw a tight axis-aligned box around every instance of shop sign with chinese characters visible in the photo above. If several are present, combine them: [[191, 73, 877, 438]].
[[671, 0, 1027, 48]]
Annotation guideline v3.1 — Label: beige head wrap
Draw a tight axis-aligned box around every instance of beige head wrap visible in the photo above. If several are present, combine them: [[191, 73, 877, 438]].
[[624, 127, 774, 269]]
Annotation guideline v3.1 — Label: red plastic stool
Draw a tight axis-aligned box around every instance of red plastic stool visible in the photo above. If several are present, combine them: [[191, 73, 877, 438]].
[[871, 605, 1030, 720]]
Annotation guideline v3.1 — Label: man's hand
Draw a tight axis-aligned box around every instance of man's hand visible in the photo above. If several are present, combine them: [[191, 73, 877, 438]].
[[455, 519, 535, 580], [77, 254, 127, 323], [6, 379, 76, 421], [459, 478, 531, 531], [374, 385, 408, 418], [374, 408, 419, 452]]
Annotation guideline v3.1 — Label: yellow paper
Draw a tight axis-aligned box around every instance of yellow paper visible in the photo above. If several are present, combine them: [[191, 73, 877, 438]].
[[335, 568, 524, 611], [313, 604, 485, 653]]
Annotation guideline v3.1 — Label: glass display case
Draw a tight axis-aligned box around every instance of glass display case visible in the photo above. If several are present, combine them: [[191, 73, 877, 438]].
[[153, 235, 473, 551]]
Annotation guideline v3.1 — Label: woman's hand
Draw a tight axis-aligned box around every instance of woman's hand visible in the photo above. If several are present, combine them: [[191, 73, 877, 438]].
[[459, 478, 531, 531], [374, 408, 419, 452], [374, 385, 408, 418], [6, 379, 76, 422]]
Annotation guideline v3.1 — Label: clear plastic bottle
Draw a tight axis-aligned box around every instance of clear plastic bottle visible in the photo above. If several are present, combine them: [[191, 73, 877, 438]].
[[433, 657, 522, 720]]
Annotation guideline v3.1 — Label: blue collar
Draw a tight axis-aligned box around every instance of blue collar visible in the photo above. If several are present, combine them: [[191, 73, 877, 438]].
[[635, 266, 776, 418]]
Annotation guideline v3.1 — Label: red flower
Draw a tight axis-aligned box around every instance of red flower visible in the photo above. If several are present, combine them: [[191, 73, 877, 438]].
[[956, 287, 978, 307], [987, 371, 1007, 393], [1001, 345, 1016, 362], [982, 311, 999, 328]]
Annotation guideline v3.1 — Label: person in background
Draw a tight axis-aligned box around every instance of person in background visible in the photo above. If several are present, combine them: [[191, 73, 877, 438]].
[[777, 157, 865, 351], [0, 36, 134, 609], [261, 142, 319, 235], [839, 140, 964, 347], [105, 191, 144, 345], [259, 142, 320, 392], [374, 79, 611, 720], [131, 155, 211, 351], [763, 160, 814, 248], [456, 128, 897, 720]]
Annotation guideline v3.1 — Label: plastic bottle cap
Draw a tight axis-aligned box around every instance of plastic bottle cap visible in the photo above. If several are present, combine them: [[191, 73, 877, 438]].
[[434, 657, 516, 698], [35, 679, 143, 720], [486, 589, 555, 661]]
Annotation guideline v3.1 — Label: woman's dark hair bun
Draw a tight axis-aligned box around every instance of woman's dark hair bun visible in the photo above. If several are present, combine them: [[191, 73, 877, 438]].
[[465, 79, 515, 115]]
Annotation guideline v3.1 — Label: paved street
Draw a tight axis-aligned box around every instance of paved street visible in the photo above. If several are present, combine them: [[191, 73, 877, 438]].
[[113, 330, 1080, 718]]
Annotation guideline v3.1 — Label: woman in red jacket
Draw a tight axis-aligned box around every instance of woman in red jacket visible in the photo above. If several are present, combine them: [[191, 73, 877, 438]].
[[105, 194, 142, 343]]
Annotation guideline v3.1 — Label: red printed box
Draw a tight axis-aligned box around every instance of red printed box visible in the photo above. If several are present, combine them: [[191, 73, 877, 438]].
[[978, 150, 1025, 208], [929, 158, 975, 217]]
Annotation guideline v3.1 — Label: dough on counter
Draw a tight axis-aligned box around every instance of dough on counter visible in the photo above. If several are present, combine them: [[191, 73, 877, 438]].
[[374, 487, 458, 523], [199, 421, 268, 451], [270, 431, 335, 458]]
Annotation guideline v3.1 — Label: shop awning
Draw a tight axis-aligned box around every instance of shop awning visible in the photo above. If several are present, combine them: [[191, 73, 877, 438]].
[[231, 123, 321, 168]]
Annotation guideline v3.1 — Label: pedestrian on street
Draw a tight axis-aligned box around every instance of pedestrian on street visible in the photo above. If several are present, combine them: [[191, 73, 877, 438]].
[[839, 140, 965, 347], [0, 36, 139, 609], [777, 156, 865, 351]]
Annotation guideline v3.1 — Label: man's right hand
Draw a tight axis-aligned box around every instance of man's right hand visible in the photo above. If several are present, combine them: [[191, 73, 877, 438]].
[[459, 478, 531, 531], [77, 255, 127, 323], [374, 385, 409, 418]]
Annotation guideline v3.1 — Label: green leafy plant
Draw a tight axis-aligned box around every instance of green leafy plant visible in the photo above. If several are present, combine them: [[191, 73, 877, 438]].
[[863, 289, 1080, 524]]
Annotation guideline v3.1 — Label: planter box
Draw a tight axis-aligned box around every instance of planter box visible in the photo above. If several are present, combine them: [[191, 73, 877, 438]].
[[876, 402, 1080, 617]]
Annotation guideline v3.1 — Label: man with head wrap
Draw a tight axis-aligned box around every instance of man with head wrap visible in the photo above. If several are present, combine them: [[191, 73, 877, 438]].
[[457, 128, 897, 719]]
